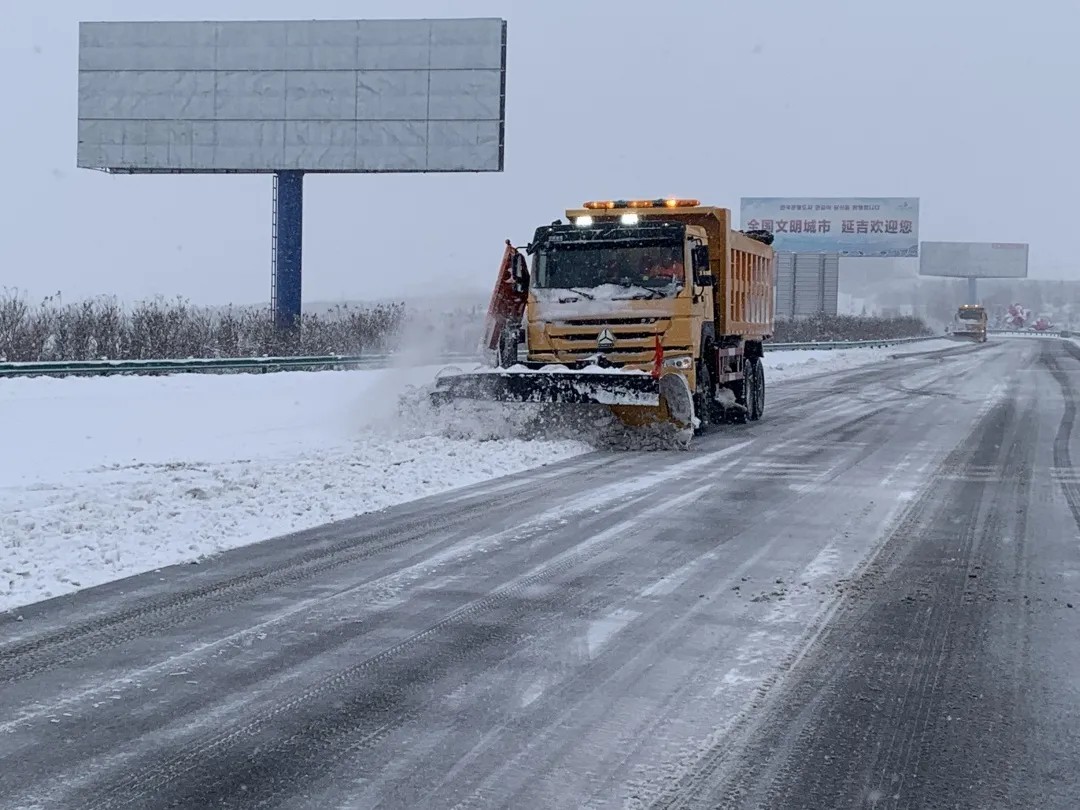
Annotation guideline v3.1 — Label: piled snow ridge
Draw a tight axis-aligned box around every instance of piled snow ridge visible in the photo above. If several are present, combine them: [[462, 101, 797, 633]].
[[766, 337, 955, 382]]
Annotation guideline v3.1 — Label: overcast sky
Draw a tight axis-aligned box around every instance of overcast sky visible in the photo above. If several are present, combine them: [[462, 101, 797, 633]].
[[2, 1, 1076, 306]]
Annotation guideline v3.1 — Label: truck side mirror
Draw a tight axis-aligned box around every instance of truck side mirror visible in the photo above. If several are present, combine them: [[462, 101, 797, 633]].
[[510, 252, 530, 294], [691, 245, 713, 286]]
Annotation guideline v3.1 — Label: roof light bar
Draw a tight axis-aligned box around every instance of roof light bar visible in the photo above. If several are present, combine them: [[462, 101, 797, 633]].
[[582, 198, 701, 210]]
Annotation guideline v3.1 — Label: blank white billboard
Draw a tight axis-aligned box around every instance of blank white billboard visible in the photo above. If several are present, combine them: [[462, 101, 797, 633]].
[[77, 19, 507, 173], [919, 241, 1029, 278]]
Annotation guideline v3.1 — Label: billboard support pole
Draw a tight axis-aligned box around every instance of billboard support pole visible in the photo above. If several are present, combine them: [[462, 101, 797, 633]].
[[272, 171, 304, 332], [967, 277, 978, 303]]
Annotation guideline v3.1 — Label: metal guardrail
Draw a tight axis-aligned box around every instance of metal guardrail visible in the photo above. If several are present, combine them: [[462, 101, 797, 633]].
[[5, 329, 1071, 380], [766, 335, 940, 351], [0, 352, 474, 379], [987, 328, 1072, 337], [0, 337, 949, 379]]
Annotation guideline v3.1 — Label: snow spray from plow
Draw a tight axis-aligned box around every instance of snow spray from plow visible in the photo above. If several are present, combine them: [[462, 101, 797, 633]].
[[428, 361, 698, 448]]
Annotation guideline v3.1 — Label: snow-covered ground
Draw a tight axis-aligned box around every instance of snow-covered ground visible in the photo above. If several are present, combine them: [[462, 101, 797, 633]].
[[767, 337, 955, 382], [0, 338, 951, 612]]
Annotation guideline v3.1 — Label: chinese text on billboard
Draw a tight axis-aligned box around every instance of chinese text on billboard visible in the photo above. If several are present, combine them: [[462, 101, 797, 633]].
[[740, 198, 920, 257]]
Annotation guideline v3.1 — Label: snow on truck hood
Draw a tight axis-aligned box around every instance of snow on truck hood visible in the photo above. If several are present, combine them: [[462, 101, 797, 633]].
[[531, 286, 676, 321]]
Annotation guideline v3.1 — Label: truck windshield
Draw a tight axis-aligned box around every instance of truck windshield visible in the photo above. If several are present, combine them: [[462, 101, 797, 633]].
[[957, 310, 984, 321], [534, 244, 685, 298]]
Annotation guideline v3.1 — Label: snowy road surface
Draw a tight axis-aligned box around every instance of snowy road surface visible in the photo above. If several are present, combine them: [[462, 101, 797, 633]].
[[0, 340, 951, 611], [5, 336, 1078, 808]]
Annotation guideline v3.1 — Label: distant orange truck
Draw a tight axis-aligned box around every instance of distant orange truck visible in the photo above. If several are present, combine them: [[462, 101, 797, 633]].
[[953, 304, 988, 342]]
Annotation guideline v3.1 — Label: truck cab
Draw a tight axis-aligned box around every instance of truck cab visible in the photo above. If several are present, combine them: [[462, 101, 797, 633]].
[[434, 198, 775, 437], [524, 214, 715, 391], [953, 304, 988, 342]]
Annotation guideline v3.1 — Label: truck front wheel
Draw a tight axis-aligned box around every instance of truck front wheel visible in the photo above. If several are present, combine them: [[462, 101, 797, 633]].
[[693, 360, 713, 434]]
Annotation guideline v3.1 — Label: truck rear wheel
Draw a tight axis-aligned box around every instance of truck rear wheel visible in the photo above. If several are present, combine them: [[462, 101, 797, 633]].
[[732, 357, 756, 424], [750, 358, 765, 421]]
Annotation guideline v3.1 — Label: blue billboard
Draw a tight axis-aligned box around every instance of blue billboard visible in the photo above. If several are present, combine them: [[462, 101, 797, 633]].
[[740, 197, 920, 257]]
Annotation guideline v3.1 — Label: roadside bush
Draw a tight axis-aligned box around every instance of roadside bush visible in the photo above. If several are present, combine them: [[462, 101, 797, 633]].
[[0, 290, 409, 362], [769, 313, 934, 344]]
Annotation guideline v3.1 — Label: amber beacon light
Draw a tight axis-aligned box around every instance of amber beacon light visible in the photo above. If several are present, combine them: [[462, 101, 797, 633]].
[[582, 198, 701, 210]]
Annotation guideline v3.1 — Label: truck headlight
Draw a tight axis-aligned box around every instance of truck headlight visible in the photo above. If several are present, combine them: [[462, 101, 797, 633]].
[[662, 355, 693, 370]]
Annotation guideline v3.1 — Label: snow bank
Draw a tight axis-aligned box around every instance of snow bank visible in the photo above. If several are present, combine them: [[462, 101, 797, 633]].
[[0, 366, 589, 611], [766, 338, 955, 382]]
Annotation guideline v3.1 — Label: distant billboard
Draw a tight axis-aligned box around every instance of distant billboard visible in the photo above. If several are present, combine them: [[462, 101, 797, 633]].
[[919, 241, 1029, 278], [740, 197, 919, 257], [77, 19, 507, 173]]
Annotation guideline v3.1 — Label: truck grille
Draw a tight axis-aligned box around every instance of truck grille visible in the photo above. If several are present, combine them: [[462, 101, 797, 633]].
[[559, 331, 656, 342], [532, 320, 682, 367]]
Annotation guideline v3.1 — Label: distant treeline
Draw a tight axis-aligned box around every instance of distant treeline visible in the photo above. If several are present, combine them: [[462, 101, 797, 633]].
[[769, 313, 934, 343]]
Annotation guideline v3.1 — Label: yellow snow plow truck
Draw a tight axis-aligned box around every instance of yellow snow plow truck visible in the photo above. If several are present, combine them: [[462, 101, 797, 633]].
[[431, 198, 777, 435], [952, 304, 988, 342]]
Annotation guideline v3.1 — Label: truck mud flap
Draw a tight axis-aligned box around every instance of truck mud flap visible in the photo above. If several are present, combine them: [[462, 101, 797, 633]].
[[431, 369, 662, 407]]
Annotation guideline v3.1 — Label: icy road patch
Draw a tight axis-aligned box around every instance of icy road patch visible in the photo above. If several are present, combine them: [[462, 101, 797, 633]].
[[0, 340, 950, 612]]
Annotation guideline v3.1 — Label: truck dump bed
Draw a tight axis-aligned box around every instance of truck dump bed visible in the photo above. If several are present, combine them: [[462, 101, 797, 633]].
[[720, 215, 775, 339]]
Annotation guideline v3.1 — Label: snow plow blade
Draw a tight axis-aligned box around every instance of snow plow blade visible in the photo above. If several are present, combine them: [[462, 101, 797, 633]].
[[431, 368, 696, 430], [949, 330, 987, 343], [433, 369, 660, 406]]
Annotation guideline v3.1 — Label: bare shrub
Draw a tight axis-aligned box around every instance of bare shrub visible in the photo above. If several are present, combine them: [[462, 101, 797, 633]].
[[0, 291, 408, 362]]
